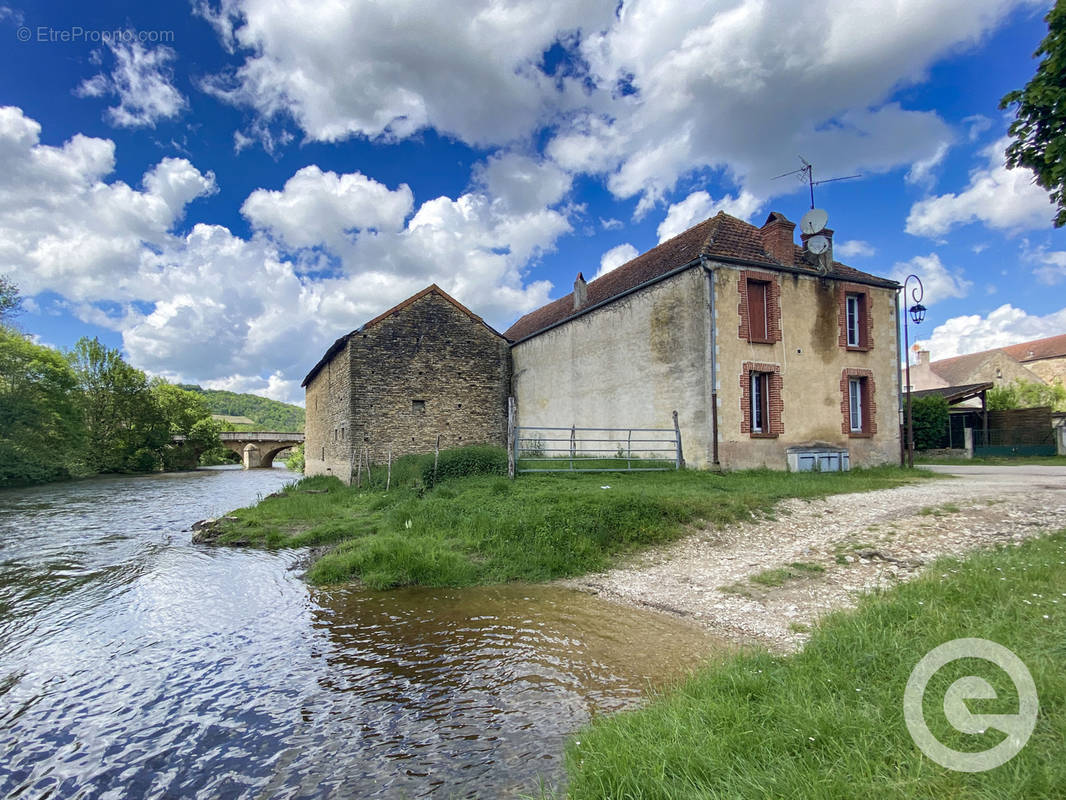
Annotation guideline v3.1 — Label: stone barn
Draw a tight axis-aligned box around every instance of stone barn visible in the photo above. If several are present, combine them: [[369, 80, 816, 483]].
[[302, 285, 511, 480]]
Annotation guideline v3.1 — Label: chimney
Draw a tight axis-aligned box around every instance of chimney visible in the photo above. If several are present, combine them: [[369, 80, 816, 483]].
[[917, 350, 930, 366], [573, 272, 588, 310], [760, 212, 797, 265]]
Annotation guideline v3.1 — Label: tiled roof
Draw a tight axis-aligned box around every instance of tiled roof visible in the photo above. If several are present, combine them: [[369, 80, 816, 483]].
[[926, 351, 996, 388], [910, 382, 994, 404], [301, 284, 501, 387], [503, 211, 897, 343], [1001, 333, 1066, 363]]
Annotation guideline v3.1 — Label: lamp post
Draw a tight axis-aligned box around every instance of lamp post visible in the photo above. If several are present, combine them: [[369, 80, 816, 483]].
[[902, 274, 926, 468]]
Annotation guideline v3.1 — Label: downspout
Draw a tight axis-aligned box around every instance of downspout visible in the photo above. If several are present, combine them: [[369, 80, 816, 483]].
[[895, 287, 904, 467], [701, 256, 720, 467]]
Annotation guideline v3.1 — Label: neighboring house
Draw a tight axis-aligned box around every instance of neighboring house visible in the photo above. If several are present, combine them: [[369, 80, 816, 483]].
[[302, 286, 511, 480], [909, 333, 1066, 392], [506, 211, 901, 470], [304, 210, 903, 480]]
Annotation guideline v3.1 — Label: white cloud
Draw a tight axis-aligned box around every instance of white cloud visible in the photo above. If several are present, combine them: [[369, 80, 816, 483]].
[[600, 217, 624, 231], [1028, 247, 1066, 285], [656, 189, 761, 243], [916, 303, 1066, 360], [905, 141, 950, 188], [890, 253, 973, 304], [835, 239, 876, 259], [242, 166, 414, 249], [473, 152, 572, 214], [76, 40, 186, 128], [0, 107, 573, 403], [595, 243, 638, 279], [905, 137, 1056, 236], [200, 0, 616, 147]]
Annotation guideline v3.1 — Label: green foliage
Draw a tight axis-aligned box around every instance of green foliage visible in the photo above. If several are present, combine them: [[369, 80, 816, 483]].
[[151, 380, 222, 469], [910, 394, 950, 450], [180, 385, 304, 431], [0, 326, 84, 486], [285, 442, 305, 473], [987, 378, 1066, 411], [1001, 2, 1066, 227], [0, 274, 21, 324], [421, 445, 507, 487], [211, 461, 932, 589], [561, 531, 1066, 799]]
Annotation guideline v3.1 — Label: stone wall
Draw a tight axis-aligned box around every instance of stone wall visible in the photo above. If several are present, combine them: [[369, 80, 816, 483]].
[[304, 343, 353, 480], [346, 291, 510, 468]]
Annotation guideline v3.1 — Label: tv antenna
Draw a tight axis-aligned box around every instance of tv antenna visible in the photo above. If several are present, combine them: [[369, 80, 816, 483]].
[[772, 156, 860, 208]]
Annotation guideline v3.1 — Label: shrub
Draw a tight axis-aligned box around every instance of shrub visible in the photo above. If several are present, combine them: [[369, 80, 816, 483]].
[[420, 445, 508, 487], [910, 394, 949, 450]]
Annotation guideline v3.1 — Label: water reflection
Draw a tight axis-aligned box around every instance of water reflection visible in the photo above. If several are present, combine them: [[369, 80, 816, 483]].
[[0, 468, 724, 799]]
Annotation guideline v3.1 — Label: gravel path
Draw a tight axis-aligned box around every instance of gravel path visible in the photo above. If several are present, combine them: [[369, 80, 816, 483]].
[[561, 465, 1066, 651]]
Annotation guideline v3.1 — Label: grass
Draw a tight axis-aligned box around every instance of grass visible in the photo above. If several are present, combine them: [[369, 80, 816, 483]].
[[554, 530, 1066, 799], [749, 562, 826, 587], [918, 502, 961, 517], [213, 447, 932, 589], [916, 454, 1066, 467]]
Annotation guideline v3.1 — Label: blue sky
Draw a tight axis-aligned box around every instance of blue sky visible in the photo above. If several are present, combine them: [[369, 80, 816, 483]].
[[1, 0, 1063, 404]]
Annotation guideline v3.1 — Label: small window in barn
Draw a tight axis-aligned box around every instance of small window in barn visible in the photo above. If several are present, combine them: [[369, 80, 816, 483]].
[[341, 427, 345, 440], [457, 403, 462, 409], [412, 399, 426, 413], [747, 280, 770, 342], [321, 448, 325, 461]]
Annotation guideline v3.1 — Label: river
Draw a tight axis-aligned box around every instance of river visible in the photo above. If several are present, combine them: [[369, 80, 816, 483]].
[[0, 466, 724, 799]]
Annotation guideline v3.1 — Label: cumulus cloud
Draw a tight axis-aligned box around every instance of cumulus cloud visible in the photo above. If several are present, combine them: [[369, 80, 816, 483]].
[[835, 239, 876, 259], [890, 253, 973, 304], [0, 107, 573, 403], [1026, 246, 1066, 285], [656, 189, 761, 242], [199, 0, 616, 147], [905, 137, 1056, 236], [905, 141, 950, 188], [474, 152, 572, 215], [916, 303, 1066, 360], [595, 243, 638, 279], [76, 40, 187, 128]]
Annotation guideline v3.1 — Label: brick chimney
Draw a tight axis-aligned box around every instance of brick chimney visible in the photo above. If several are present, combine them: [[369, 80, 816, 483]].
[[760, 212, 797, 265], [573, 272, 588, 310]]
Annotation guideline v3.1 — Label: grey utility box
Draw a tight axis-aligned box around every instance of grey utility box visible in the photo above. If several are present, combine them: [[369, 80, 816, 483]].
[[786, 446, 850, 472]]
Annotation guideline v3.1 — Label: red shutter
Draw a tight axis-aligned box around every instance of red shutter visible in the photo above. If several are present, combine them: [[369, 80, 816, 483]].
[[748, 281, 767, 342]]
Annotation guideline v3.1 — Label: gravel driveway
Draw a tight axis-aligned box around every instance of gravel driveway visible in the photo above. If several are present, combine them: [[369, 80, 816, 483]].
[[561, 465, 1066, 650]]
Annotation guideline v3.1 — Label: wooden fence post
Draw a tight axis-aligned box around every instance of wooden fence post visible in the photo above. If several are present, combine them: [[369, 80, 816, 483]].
[[433, 434, 441, 484], [355, 448, 363, 488], [507, 396, 516, 479], [673, 410, 685, 469], [386, 447, 392, 491]]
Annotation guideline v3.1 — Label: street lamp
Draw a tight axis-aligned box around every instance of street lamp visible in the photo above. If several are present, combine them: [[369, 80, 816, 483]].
[[902, 274, 926, 468]]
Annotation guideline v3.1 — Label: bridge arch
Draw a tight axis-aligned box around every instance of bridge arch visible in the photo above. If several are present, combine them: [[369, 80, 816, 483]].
[[218, 432, 305, 469]]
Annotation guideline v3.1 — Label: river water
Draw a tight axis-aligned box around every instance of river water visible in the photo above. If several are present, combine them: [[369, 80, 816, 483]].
[[0, 466, 724, 799]]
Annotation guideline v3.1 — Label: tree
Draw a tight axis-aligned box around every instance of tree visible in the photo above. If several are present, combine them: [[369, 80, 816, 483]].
[[150, 379, 222, 468], [910, 395, 950, 451], [1000, 1, 1066, 227], [987, 378, 1066, 412], [0, 327, 84, 485], [66, 337, 168, 473], [0, 275, 21, 324]]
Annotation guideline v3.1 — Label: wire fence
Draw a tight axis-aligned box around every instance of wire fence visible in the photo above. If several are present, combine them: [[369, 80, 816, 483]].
[[511, 423, 682, 474]]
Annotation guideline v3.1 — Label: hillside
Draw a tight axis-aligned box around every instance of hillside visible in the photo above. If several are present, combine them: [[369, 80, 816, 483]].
[[180, 386, 305, 431]]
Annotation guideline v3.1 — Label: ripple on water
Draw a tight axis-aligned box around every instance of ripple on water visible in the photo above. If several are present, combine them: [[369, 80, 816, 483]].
[[0, 468, 727, 799]]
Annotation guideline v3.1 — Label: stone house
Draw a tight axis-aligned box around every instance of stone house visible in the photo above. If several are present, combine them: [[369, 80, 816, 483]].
[[302, 286, 510, 480], [505, 211, 901, 470], [909, 333, 1066, 393], [304, 211, 903, 480]]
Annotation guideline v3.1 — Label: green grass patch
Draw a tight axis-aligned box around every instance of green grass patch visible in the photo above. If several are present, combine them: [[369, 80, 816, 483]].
[[557, 530, 1066, 799], [749, 562, 826, 588], [917, 454, 1066, 467], [214, 446, 933, 589]]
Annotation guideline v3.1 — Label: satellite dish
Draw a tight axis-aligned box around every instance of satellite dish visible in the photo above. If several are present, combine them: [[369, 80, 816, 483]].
[[806, 234, 830, 255], [800, 208, 828, 235]]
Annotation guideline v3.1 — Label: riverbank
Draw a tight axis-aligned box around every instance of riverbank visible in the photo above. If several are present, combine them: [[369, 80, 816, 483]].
[[565, 464, 1066, 649], [556, 529, 1066, 799], [200, 455, 930, 589]]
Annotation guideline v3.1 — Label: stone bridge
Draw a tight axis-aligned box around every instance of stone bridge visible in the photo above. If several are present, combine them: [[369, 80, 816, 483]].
[[218, 432, 304, 469]]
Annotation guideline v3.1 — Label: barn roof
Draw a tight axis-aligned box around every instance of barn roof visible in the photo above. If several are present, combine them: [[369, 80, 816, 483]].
[[301, 284, 502, 388], [503, 210, 897, 343], [1001, 333, 1066, 363]]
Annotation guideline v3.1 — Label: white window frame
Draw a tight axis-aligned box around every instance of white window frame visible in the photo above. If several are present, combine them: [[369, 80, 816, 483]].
[[846, 294, 861, 347], [849, 377, 863, 432], [751, 372, 765, 433]]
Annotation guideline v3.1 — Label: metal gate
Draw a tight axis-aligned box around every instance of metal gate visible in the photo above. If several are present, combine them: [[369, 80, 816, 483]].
[[512, 424, 682, 474]]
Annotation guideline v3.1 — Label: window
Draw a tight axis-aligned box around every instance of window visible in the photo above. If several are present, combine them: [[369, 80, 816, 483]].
[[846, 294, 863, 347], [748, 280, 769, 342], [839, 287, 873, 350], [412, 399, 426, 413], [849, 377, 864, 432], [751, 372, 769, 433]]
